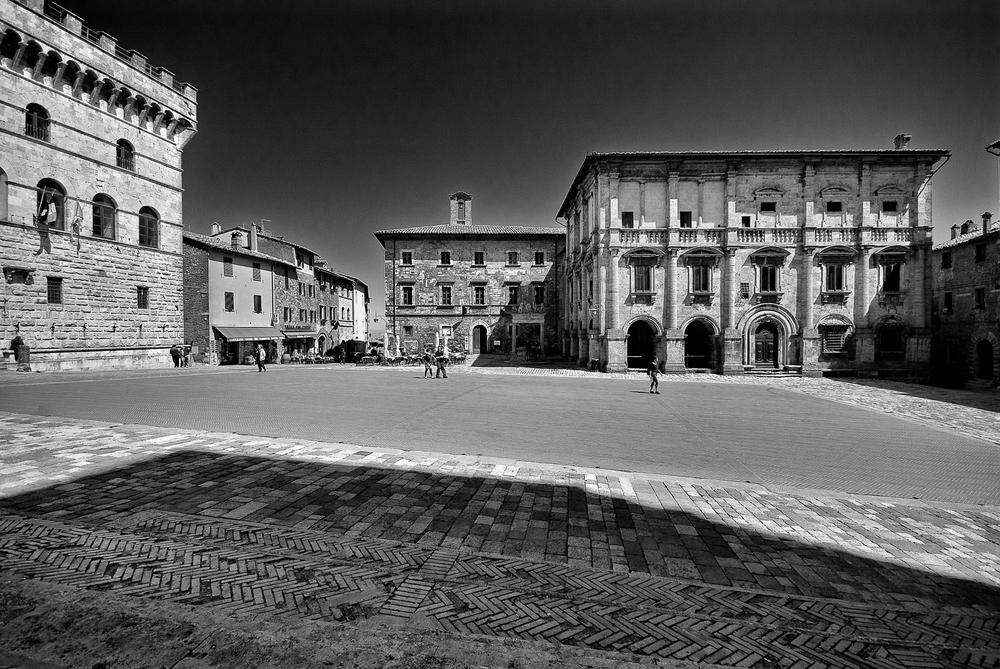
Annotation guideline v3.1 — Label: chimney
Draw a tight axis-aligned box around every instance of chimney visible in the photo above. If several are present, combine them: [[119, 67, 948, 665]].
[[984, 211, 994, 236], [893, 133, 912, 150], [249, 224, 258, 252], [210, 221, 221, 236], [951, 224, 960, 239], [961, 220, 972, 235], [230, 231, 241, 249]]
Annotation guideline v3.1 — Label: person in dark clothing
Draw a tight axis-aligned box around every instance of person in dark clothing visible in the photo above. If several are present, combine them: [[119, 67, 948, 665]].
[[435, 347, 448, 379], [9, 336, 23, 362], [423, 350, 434, 378], [647, 356, 660, 394], [169, 345, 181, 368]]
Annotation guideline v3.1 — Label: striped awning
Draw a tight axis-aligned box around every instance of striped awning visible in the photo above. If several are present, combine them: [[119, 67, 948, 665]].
[[213, 326, 283, 342], [282, 330, 317, 339]]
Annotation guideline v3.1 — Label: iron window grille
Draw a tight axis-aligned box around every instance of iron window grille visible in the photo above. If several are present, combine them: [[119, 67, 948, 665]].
[[136, 286, 149, 309], [46, 276, 62, 304]]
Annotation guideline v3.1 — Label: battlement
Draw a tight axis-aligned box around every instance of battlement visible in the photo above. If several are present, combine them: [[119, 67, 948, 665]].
[[9, 0, 197, 103]]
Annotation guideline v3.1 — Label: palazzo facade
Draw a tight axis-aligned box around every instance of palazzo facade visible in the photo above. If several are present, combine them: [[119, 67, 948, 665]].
[[558, 139, 949, 375]]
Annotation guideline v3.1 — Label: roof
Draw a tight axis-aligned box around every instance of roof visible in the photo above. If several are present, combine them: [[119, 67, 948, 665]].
[[933, 221, 1000, 251], [557, 148, 952, 218], [183, 232, 294, 266], [218, 226, 323, 260], [373, 224, 564, 246]]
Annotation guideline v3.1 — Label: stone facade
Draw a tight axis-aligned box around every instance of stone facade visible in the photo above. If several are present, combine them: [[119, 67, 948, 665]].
[[0, 0, 197, 371], [559, 142, 949, 375], [375, 192, 565, 357], [930, 213, 999, 388]]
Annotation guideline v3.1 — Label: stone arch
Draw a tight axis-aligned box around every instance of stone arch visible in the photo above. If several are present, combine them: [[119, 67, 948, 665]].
[[60, 59, 81, 89], [678, 314, 720, 335], [624, 316, 659, 369], [36, 177, 68, 229], [873, 314, 908, 363], [622, 314, 663, 336], [21, 40, 44, 70], [680, 316, 719, 369], [971, 329, 1000, 382], [39, 50, 60, 78], [468, 319, 490, 354], [738, 303, 800, 368], [0, 28, 22, 61]]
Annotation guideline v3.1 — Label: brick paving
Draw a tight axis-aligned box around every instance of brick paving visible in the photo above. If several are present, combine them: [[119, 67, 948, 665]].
[[1, 408, 999, 667]]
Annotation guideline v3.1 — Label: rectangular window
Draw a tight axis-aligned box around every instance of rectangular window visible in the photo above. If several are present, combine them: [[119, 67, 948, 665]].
[[759, 201, 777, 212], [401, 285, 413, 305], [943, 292, 953, 312], [883, 263, 901, 292], [309, 284, 315, 298], [692, 266, 710, 292], [534, 251, 545, 265], [534, 285, 545, 304], [633, 265, 652, 293], [976, 244, 987, 262], [679, 211, 693, 228], [252, 263, 261, 281], [741, 216, 752, 227], [941, 251, 952, 269], [310, 309, 316, 322], [136, 286, 149, 309], [473, 285, 486, 305], [46, 277, 63, 304], [826, 264, 845, 291], [299, 309, 305, 322], [284, 269, 290, 290], [298, 282, 304, 296], [826, 201, 843, 213], [440, 251, 451, 266], [283, 307, 291, 322], [508, 285, 519, 304], [224, 292, 234, 312], [403, 325, 413, 336], [138, 215, 158, 248], [882, 200, 898, 212], [507, 251, 519, 266], [975, 287, 986, 309], [621, 211, 634, 228], [823, 327, 848, 354], [739, 282, 751, 300], [474, 251, 485, 265], [759, 265, 778, 292], [223, 257, 233, 277], [401, 251, 413, 265], [254, 295, 262, 313], [440, 285, 452, 305]]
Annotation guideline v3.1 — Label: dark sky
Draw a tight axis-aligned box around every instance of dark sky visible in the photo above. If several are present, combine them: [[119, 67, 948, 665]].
[[57, 0, 1000, 320]]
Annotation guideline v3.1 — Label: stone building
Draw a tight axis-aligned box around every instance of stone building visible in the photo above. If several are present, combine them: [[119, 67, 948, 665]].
[[182, 228, 290, 365], [930, 212, 998, 388], [0, 0, 197, 371], [558, 138, 949, 375], [350, 276, 370, 345], [375, 192, 565, 357]]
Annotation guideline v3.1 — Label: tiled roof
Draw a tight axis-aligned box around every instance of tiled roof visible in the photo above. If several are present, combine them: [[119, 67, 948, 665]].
[[183, 231, 294, 266], [374, 224, 564, 237], [933, 222, 1000, 251], [218, 226, 323, 260]]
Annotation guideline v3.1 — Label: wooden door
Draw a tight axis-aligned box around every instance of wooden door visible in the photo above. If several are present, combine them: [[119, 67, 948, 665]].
[[754, 327, 776, 366]]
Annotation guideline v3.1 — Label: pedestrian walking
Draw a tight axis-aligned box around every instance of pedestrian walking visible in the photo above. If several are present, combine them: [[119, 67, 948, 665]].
[[647, 356, 660, 394], [255, 344, 267, 372], [423, 349, 434, 378], [435, 347, 448, 379], [169, 345, 181, 368]]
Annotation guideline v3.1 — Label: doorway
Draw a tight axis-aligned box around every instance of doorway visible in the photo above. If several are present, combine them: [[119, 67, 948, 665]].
[[754, 323, 778, 368], [684, 320, 712, 369], [977, 340, 994, 380], [626, 320, 656, 369], [472, 325, 487, 353]]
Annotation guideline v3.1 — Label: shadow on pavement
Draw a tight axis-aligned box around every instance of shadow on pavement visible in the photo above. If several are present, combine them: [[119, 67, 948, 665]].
[[829, 376, 1000, 414], [1, 448, 996, 614]]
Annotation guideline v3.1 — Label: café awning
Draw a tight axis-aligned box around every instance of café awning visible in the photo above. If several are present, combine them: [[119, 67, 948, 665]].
[[213, 326, 283, 342], [282, 330, 317, 339]]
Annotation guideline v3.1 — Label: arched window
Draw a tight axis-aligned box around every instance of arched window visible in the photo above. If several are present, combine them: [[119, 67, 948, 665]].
[[0, 167, 8, 221], [116, 139, 135, 171], [25, 103, 49, 141], [92, 194, 116, 239], [36, 178, 65, 230], [138, 206, 159, 248]]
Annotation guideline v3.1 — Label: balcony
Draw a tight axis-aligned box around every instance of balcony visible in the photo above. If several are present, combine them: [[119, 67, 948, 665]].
[[735, 228, 800, 245], [755, 292, 783, 305], [813, 228, 859, 244], [618, 229, 669, 247], [690, 291, 714, 306], [676, 229, 724, 246], [870, 228, 913, 244], [821, 291, 851, 305], [501, 303, 548, 314]]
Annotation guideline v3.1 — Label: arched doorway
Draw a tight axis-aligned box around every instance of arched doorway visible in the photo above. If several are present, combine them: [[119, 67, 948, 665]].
[[684, 320, 712, 369], [977, 340, 994, 380], [472, 325, 487, 353], [754, 323, 778, 368], [626, 320, 655, 369]]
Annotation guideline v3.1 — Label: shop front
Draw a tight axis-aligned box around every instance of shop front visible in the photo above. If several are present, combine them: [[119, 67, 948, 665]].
[[282, 327, 318, 361], [212, 326, 283, 365]]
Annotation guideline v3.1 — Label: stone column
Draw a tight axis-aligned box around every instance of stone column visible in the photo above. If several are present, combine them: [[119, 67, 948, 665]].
[[853, 246, 875, 372], [800, 248, 821, 375], [720, 249, 743, 374], [606, 249, 626, 372], [663, 249, 685, 373], [10, 43, 28, 71]]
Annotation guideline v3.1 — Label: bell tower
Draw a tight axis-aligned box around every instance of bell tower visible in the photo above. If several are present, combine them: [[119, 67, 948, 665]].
[[449, 191, 472, 226]]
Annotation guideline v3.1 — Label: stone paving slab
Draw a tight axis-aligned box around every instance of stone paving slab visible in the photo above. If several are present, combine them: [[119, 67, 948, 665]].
[[1, 412, 999, 667]]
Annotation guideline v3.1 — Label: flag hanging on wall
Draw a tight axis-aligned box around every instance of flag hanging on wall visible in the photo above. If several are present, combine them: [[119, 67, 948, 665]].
[[71, 202, 83, 252]]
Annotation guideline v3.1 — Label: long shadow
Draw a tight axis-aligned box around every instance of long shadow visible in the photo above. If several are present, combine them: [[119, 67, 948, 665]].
[[1, 449, 997, 615], [829, 376, 1000, 414]]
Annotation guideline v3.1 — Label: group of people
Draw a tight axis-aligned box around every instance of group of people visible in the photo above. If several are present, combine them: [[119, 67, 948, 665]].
[[169, 344, 191, 368], [423, 348, 449, 379]]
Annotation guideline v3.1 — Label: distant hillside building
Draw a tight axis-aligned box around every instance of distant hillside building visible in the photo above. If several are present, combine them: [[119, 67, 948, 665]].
[[375, 192, 565, 357], [558, 139, 949, 375], [1, 0, 197, 370], [930, 212, 998, 388]]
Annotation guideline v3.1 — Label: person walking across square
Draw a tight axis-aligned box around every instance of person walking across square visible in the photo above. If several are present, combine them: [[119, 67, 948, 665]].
[[435, 347, 448, 379], [647, 356, 660, 394], [423, 349, 434, 378], [255, 344, 267, 372]]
